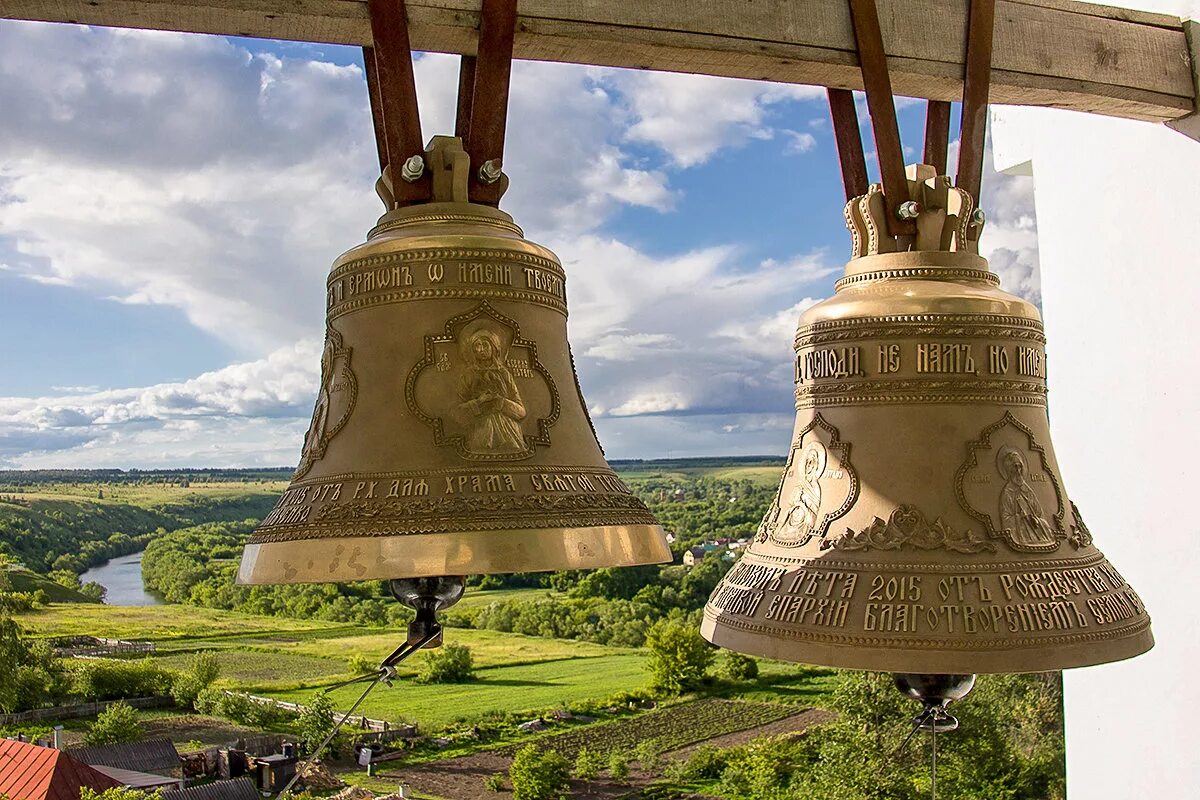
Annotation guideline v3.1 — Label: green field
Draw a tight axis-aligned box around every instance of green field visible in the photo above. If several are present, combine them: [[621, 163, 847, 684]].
[[0, 481, 287, 507], [269, 627, 628, 673], [12, 602, 351, 641], [264, 653, 649, 728], [153, 650, 351, 687], [13, 603, 654, 724]]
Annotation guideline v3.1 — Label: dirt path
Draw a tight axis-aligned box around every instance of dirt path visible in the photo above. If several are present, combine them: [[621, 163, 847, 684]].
[[382, 706, 835, 800]]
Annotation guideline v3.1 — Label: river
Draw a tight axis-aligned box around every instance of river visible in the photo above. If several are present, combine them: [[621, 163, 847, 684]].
[[78, 552, 163, 606]]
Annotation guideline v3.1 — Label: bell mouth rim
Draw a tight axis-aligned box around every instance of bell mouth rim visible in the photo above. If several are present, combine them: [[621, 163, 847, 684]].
[[370, 201, 524, 239], [700, 610, 1154, 674], [236, 523, 672, 585]]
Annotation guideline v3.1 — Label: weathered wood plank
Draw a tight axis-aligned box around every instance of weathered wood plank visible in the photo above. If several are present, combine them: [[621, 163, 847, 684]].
[[1, 0, 1193, 122]]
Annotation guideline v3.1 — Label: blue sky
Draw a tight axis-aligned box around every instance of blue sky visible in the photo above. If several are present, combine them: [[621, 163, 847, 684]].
[[0, 22, 1039, 467]]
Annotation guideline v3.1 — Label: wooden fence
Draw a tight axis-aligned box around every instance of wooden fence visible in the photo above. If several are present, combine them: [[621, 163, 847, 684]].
[[0, 695, 173, 726], [222, 691, 416, 737], [53, 636, 155, 657]]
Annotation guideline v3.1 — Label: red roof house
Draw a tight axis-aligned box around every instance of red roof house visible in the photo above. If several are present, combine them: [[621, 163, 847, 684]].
[[0, 739, 122, 800]]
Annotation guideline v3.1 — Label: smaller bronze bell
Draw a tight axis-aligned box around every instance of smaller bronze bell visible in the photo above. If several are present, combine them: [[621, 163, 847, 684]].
[[238, 136, 670, 585], [702, 165, 1152, 674]]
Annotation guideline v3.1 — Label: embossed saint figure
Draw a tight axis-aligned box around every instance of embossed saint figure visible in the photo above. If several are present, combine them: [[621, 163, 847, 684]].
[[997, 446, 1056, 548], [302, 337, 337, 458], [454, 328, 527, 454], [776, 442, 826, 543]]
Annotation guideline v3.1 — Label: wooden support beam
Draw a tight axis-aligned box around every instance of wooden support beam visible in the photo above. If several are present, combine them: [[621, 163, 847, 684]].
[[454, 54, 477, 141], [464, 0, 516, 205], [363, 46, 389, 172], [828, 88, 869, 201], [365, 0, 430, 204], [848, 0, 912, 237], [923, 100, 951, 174], [957, 0, 996, 204], [1, 0, 1192, 124]]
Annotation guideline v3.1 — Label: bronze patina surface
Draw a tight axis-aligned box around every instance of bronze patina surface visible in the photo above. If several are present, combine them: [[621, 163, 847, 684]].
[[701, 166, 1153, 673], [239, 136, 669, 584]]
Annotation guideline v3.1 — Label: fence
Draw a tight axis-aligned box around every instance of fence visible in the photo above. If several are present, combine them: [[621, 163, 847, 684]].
[[53, 636, 156, 657], [0, 695, 173, 726], [222, 692, 417, 737]]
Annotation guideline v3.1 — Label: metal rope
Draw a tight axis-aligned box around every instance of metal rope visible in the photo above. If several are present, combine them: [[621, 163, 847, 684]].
[[276, 627, 440, 799]]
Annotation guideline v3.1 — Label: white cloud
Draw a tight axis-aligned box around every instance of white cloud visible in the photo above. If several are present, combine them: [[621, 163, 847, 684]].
[[606, 71, 823, 167], [0, 339, 320, 466], [782, 130, 817, 154]]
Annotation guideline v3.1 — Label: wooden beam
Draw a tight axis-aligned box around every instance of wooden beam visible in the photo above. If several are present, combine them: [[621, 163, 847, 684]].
[[828, 88, 869, 201], [957, 0, 997, 204], [1, 0, 1192, 123], [923, 101, 951, 173], [464, 0, 516, 206]]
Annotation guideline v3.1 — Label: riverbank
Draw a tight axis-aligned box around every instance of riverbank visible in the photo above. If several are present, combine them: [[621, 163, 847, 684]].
[[79, 551, 164, 606]]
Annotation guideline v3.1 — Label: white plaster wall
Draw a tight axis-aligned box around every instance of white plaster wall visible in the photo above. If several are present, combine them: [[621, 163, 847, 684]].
[[991, 106, 1200, 797]]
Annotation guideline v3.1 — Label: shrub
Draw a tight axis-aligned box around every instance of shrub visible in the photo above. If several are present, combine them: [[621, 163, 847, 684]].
[[671, 745, 730, 782], [80, 789, 155, 800], [483, 773, 506, 792], [297, 692, 335, 756], [71, 659, 173, 701], [191, 651, 221, 687], [509, 744, 570, 800], [347, 654, 374, 674], [194, 687, 224, 716], [573, 747, 604, 784], [84, 701, 144, 746], [417, 644, 473, 684], [644, 618, 715, 694], [722, 652, 759, 681], [607, 749, 630, 783], [634, 738, 662, 773]]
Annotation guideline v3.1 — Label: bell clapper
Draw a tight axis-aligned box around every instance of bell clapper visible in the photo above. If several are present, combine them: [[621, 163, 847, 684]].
[[891, 674, 977, 800], [387, 575, 467, 654], [275, 576, 468, 799]]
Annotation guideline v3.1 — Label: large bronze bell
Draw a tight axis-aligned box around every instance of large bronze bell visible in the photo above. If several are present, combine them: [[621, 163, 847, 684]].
[[702, 165, 1152, 673], [239, 136, 669, 585]]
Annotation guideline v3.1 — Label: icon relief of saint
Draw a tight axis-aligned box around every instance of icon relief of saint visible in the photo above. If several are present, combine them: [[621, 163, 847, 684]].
[[302, 339, 337, 458], [997, 446, 1056, 548], [453, 327, 528, 454], [775, 441, 827, 543]]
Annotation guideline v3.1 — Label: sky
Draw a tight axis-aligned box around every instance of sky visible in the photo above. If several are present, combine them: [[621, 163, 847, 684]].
[[0, 21, 1040, 468]]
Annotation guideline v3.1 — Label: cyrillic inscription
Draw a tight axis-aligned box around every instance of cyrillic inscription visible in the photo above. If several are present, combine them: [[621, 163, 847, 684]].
[[523, 267, 565, 298], [708, 559, 1146, 639], [916, 343, 977, 374], [796, 347, 863, 382]]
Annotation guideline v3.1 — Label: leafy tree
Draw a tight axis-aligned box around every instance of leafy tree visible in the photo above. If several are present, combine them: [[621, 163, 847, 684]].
[[509, 744, 570, 800], [297, 692, 336, 756], [573, 747, 604, 785], [0, 616, 29, 713], [80, 582, 108, 602], [84, 701, 144, 746], [644, 618, 715, 694], [172, 651, 221, 710], [80, 788, 158, 800], [48, 570, 81, 591], [695, 672, 1066, 800], [417, 644, 473, 684], [722, 651, 759, 681]]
